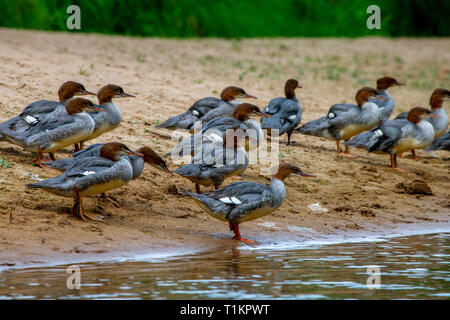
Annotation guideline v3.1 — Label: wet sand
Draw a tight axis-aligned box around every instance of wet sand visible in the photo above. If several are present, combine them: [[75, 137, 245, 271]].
[[0, 29, 449, 268]]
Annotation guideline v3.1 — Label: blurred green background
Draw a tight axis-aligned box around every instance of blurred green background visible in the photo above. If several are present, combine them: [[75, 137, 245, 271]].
[[0, 0, 448, 37]]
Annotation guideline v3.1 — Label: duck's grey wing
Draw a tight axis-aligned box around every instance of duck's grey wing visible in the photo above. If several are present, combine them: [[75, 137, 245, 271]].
[[261, 98, 284, 131], [44, 144, 104, 171], [201, 117, 241, 133], [367, 120, 407, 152], [425, 130, 450, 151], [27, 157, 117, 192], [157, 97, 222, 130], [262, 98, 302, 134], [44, 158, 78, 171], [197, 101, 234, 125], [394, 111, 408, 120], [73, 143, 104, 158], [20, 100, 61, 117], [188, 97, 222, 117]]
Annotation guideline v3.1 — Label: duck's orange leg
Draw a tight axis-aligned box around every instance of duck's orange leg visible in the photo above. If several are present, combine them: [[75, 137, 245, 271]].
[[33, 150, 45, 168], [231, 223, 257, 244]]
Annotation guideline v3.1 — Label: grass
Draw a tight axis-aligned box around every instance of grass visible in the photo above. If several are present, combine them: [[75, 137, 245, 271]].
[[0, 157, 13, 169], [0, 0, 448, 37]]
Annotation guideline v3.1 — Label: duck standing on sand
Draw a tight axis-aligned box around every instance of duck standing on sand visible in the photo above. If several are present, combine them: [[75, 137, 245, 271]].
[[76, 84, 135, 151], [174, 128, 249, 193], [0, 98, 104, 167], [371, 77, 404, 121], [43, 142, 171, 206], [394, 88, 449, 159], [157, 86, 257, 131], [27, 143, 143, 221], [171, 103, 269, 158], [295, 87, 385, 157], [0, 81, 95, 151], [346, 107, 437, 171], [181, 163, 315, 243], [261, 79, 303, 145]]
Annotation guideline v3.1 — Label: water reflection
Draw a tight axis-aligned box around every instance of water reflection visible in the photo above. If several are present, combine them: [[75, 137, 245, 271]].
[[0, 233, 448, 299]]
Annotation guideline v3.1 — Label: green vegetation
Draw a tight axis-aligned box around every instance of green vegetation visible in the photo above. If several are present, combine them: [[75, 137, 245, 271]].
[[0, 0, 448, 37]]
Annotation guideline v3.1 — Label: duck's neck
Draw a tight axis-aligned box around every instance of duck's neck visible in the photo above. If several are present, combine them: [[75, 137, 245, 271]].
[[270, 178, 287, 206], [99, 102, 122, 125]]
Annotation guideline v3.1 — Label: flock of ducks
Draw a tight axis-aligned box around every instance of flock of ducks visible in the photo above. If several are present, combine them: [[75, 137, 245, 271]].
[[0, 78, 448, 243]]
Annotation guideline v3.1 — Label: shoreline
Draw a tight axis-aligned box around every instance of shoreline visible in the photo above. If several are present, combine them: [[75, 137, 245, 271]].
[[1, 220, 449, 272]]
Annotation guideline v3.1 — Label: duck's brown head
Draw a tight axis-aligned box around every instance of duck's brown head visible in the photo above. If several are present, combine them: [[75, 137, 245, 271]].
[[272, 163, 315, 181], [136, 146, 172, 174], [407, 107, 438, 124], [355, 87, 386, 107], [99, 142, 144, 162], [429, 88, 450, 109], [220, 86, 257, 102], [232, 103, 271, 122], [284, 79, 302, 99], [97, 84, 135, 104], [65, 97, 105, 115], [58, 81, 96, 103], [376, 77, 404, 90]]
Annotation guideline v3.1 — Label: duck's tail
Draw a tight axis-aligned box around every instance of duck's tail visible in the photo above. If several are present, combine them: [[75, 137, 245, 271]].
[[295, 116, 329, 137]]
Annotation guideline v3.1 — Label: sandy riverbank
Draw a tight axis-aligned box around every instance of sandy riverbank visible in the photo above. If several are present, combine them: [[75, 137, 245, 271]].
[[0, 29, 449, 268]]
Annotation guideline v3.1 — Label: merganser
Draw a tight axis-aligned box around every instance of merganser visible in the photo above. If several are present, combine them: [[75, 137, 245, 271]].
[[181, 163, 315, 243], [295, 87, 385, 157], [170, 103, 269, 158], [157, 86, 256, 131], [425, 130, 450, 152], [44, 143, 171, 178], [394, 88, 449, 159], [26, 143, 143, 221], [174, 128, 249, 193], [346, 107, 437, 171], [77, 84, 135, 150], [0, 81, 95, 158], [371, 77, 404, 121], [261, 79, 303, 145], [0, 98, 104, 167]]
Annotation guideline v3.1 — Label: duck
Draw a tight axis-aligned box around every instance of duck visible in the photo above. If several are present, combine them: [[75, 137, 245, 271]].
[[425, 130, 450, 152], [394, 88, 449, 159], [26, 143, 143, 221], [156, 86, 257, 131], [181, 163, 315, 243], [170, 103, 269, 159], [295, 87, 385, 157], [260, 79, 303, 145], [0, 98, 104, 167], [173, 128, 249, 193], [76, 84, 135, 150], [0, 81, 95, 154], [44, 143, 171, 178], [345, 107, 437, 171]]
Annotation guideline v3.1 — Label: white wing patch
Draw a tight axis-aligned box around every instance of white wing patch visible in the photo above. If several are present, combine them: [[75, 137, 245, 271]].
[[219, 196, 242, 205], [23, 115, 38, 125], [328, 113, 335, 119], [192, 110, 200, 117], [374, 129, 383, 137], [82, 170, 96, 176], [205, 132, 223, 143], [288, 114, 297, 121]]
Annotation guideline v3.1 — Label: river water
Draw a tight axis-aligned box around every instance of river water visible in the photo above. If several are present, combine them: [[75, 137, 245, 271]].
[[0, 231, 448, 299]]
